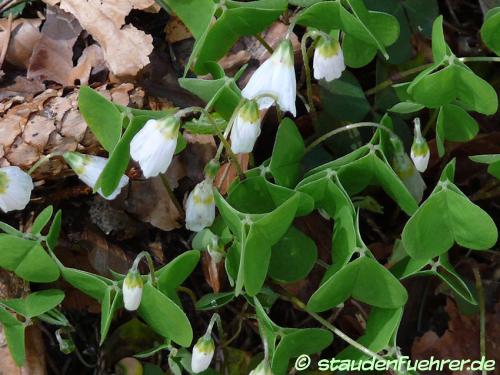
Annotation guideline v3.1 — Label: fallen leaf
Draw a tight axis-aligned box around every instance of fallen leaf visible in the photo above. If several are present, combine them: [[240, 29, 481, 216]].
[[68, 44, 106, 86], [28, 6, 83, 85], [215, 154, 249, 195], [0, 18, 42, 69], [125, 176, 183, 231], [165, 16, 192, 44], [49, 0, 154, 76]]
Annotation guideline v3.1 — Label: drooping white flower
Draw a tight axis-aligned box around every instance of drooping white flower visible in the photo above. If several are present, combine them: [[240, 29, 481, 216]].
[[242, 39, 296, 116], [191, 336, 215, 373], [313, 36, 345, 82], [130, 116, 180, 178], [207, 236, 224, 264], [185, 179, 215, 232], [63, 152, 129, 200], [231, 100, 261, 154], [410, 118, 430, 173], [122, 269, 143, 311], [0, 166, 33, 212], [249, 360, 273, 375]]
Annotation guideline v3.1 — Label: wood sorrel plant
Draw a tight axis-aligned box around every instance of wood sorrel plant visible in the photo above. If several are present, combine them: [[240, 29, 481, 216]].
[[1, 0, 499, 373]]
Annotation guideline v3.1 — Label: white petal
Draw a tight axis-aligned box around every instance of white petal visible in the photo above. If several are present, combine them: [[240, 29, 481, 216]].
[[123, 284, 143, 311], [231, 117, 261, 154], [0, 166, 33, 212], [242, 58, 276, 110], [410, 150, 430, 173], [185, 180, 216, 232], [191, 346, 214, 373], [313, 49, 345, 82], [130, 119, 178, 178]]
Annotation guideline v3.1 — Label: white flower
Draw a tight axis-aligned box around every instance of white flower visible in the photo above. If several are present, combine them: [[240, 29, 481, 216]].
[[249, 360, 273, 375], [64, 152, 128, 200], [313, 37, 345, 82], [242, 39, 296, 116], [185, 179, 215, 232], [130, 116, 180, 178], [122, 270, 143, 311], [231, 100, 261, 154], [191, 337, 215, 373], [0, 166, 33, 212], [410, 118, 430, 173], [207, 236, 224, 264]]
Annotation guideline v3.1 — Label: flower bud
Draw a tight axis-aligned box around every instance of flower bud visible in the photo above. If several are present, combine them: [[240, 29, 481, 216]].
[[185, 179, 216, 232], [122, 270, 143, 311], [410, 118, 430, 172], [249, 360, 273, 375], [231, 100, 261, 154], [0, 166, 33, 212], [55, 328, 75, 354], [130, 116, 180, 178], [204, 159, 220, 180], [313, 36, 345, 82], [207, 236, 225, 263], [191, 336, 215, 373]]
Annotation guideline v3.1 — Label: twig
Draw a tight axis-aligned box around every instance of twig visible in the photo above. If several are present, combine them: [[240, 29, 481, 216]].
[[254, 33, 273, 54]]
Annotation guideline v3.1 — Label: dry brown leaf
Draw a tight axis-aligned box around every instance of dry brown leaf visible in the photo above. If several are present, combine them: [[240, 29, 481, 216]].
[[125, 176, 183, 231], [201, 251, 225, 293], [68, 44, 106, 86], [0, 76, 46, 101], [165, 16, 192, 44], [49, 0, 154, 76], [0, 18, 41, 69], [28, 6, 82, 85], [215, 154, 249, 195], [412, 298, 500, 374]]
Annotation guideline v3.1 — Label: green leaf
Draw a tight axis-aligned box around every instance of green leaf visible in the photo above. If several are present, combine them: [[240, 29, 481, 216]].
[[436, 104, 479, 157], [156, 250, 200, 297], [431, 15, 447, 62], [96, 115, 149, 196], [138, 283, 193, 347], [195, 292, 235, 310], [342, 34, 378, 68], [269, 119, 305, 188], [46, 210, 62, 251], [192, 0, 287, 74], [409, 64, 498, 115], [272, 328, 333, 374], [470, 154, 500, 179], [0, 235, 59, 283], [295, 1, 342, 31], [481, 7, 500, 56], [1, 289, 64, 318], [179, 74, 241, 120], [242, 194, 301, 296], [268, 226, 317, 283], [61, 267, 110, 302], [319, 71, 371, 122], [389, 101, 425, 114], [307, 256, 408, 311], [156, 0, 215, 40], [337, 307, 403, 360], [3, 323, 26, 366], [100, 288, 122, 344], [402, 179, 498, 259], [78, 86, 122, 152], [31, 206, 53, 235], [337, 152, 418, 215]]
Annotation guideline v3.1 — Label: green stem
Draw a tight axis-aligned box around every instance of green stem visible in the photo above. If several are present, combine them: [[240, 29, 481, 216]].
[[459, 56, 500, 63], [305, 122, 399, 154], [301, 31, 319, 118], [365, 64, 433, 96], [28, 152, 64, 176], [284, 295, 386, 362], [254, 33, 274, 54], [205, 313, 222, 339], [472, 265, 487, 375], [132, 251, 157, 287]]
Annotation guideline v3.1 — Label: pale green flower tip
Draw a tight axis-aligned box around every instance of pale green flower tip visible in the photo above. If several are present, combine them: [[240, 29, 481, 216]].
[[275, 39, 294, 65], [195, 336, 215, 354], [239, 100, 260, 123], [124, 270, 143, 289], [317, 36, 341, 58]]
